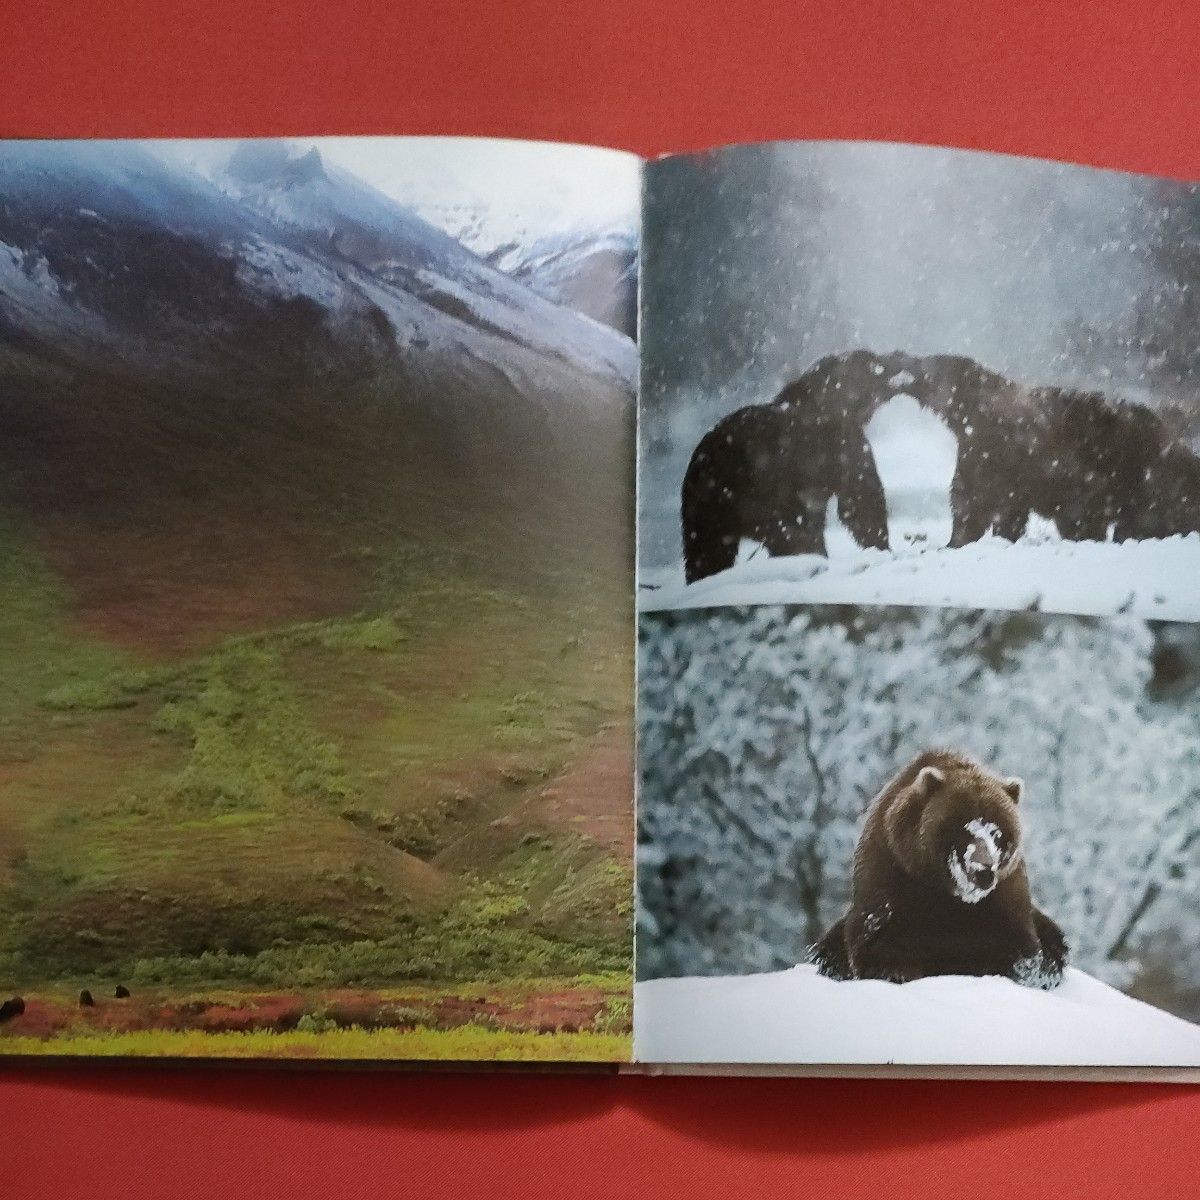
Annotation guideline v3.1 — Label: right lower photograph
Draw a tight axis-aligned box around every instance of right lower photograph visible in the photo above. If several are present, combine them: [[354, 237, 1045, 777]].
[[634, 603, 1200, 1067]]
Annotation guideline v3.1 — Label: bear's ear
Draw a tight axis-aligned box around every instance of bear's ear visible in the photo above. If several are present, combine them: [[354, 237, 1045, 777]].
[[1003, 776, 1024, 804], [914, 765, 945, 796]]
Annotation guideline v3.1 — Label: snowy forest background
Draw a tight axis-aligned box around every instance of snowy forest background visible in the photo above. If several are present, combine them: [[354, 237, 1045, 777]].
[[637, 605, 1200, 1025], [638, 141, 1200, 584]]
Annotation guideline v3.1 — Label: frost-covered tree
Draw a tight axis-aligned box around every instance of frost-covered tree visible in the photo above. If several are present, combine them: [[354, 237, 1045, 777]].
[[637, 606, 1200, 1013]]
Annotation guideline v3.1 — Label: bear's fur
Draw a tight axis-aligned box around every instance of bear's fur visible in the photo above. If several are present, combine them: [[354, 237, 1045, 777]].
[[903, 362, 1190, 546], [899, 354, 1054, 547], [1034, 388, 1179, 542], [1116, 439, 1200, 540], [681, 350, 897, 582], [811, 750, 1068, 988], [0, 996, 25, 1022]]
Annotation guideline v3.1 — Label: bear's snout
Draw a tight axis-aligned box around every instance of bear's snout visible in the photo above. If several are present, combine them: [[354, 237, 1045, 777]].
[[970, 862, 997, 892], [947, 819, 1005, 904]]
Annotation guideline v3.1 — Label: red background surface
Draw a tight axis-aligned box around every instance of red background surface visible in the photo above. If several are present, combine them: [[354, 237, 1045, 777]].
[[3, 1, 1200, 1195]]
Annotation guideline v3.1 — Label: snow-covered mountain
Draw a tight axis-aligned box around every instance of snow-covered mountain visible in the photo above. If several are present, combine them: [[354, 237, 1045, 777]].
[[0, 140, 635, 526], [380, 185, 637, 337], [487, 228, 637, 338], [215, 141, 635, 377]]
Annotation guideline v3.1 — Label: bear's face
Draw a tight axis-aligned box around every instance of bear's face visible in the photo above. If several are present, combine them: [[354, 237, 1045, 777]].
[[936, 806, 1022, 904], [886, 761, 1024, 904], [816, 350, 915, 403]]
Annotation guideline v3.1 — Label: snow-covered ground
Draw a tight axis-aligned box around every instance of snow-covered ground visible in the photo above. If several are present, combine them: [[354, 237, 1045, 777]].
[[634, 965, 1200, 1067], [639, 525, 1200, 620]]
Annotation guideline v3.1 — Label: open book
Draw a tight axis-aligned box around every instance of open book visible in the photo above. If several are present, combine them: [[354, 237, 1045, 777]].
[[1, 136, 1198, 1077]]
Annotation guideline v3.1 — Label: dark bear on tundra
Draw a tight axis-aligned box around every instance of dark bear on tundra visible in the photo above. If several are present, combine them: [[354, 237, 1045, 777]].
[[810, 750, 1068, 988], [681, 350, 896, 582]]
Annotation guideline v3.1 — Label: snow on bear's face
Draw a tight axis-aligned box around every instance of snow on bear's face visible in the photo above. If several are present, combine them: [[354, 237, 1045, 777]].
[[945, 817, 1011, 904], [914, 766, 1024, 904]]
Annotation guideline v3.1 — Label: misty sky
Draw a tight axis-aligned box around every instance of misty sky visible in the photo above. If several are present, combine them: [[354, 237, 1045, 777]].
[[643, 140, 1200, 414], [152, 136, 639, 248]]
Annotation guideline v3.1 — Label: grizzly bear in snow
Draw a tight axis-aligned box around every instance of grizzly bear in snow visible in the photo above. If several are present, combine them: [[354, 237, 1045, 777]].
[[897, 354, 1051, 547], [681, 350, 895, 582], [810, 750, 1068, 988]]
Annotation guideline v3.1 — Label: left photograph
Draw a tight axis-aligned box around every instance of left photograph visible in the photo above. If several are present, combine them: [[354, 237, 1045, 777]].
[[0, 138, 638, 1060]]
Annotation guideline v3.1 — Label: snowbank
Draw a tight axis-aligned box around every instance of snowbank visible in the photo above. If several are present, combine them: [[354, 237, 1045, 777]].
[[638, 529, 1200, 622], [634, 966, 1200, 1067]]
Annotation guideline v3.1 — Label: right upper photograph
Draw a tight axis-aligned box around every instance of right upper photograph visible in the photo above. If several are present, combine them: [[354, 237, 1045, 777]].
[[638, 142, 1200, 620]]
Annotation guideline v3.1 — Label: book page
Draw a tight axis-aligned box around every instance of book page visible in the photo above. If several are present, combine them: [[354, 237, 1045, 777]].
[[634, 141, 1200, 1070], [0, 137, 639, 1063]]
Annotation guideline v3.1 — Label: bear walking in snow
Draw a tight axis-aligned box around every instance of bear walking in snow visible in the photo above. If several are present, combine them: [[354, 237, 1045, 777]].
[[810, 750, 1068, 988], [681, 351, 897, 582]]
